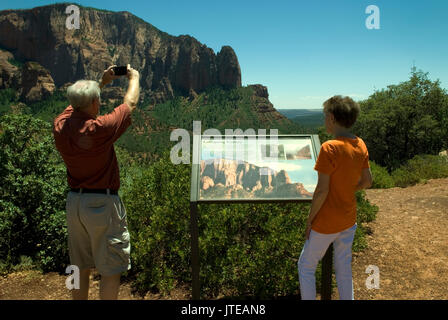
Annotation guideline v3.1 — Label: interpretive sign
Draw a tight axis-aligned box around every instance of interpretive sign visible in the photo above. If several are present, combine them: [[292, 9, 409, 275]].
[[190, 134, 321, 202]]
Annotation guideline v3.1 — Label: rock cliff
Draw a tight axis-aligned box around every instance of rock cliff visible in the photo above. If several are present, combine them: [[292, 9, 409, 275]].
[[0, 4, 242, 103], [0, 49, 55, 102]]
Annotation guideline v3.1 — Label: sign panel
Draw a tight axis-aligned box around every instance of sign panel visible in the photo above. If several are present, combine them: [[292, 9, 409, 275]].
[[191, 134, 321, 202]]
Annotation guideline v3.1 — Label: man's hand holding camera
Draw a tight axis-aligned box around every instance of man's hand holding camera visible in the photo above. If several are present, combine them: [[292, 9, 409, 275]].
[[100, 65, 120, 89], [100, 64, 140, 87], [126, 64, 140, 81], [99, 64, 140, 112]]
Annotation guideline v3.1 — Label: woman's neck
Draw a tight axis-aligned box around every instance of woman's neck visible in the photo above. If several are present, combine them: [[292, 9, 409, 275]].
[[333, 127, 356, 139]]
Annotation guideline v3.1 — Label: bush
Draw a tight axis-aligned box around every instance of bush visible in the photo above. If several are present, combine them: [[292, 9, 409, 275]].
[[122, 153, 378, 298], [353, 68, 448, 171], [392, 154, 448, 188], [0, 88, 19, 116], [122, 154, 192, 295], [353, 191, 378, 252], [0, 113, 69, 272], [370, 161, 395, 189]]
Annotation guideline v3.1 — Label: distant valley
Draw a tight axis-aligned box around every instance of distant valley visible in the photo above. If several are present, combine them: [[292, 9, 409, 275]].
[[277, 109, 324, 129]]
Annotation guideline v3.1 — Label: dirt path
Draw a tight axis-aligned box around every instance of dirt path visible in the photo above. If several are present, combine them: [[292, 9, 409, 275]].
[[349, 178, 448, 300], [1, 178, 447, 300]]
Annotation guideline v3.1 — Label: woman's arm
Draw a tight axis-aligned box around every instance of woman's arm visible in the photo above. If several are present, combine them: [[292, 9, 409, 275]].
[[356, 168, 373, 191], [305, 172, 330, 239]]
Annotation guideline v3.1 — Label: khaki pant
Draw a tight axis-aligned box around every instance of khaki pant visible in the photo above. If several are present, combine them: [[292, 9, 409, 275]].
[[66, 190, 131, 276]]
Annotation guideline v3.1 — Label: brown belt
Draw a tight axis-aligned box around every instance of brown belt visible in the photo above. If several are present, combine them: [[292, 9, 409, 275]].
[[70, 188, 118, 195]]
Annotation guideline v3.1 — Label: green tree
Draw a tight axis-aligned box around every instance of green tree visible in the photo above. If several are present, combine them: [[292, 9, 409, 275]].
[[353, 68, 448, 171]]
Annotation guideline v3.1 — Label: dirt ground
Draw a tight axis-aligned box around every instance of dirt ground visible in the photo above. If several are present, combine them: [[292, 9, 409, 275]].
[[1, 178, 447, 300], [350, 178, 448, 300]]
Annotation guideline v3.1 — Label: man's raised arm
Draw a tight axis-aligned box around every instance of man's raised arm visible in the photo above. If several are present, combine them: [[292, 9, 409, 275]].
[[124, 64, 140, 113]]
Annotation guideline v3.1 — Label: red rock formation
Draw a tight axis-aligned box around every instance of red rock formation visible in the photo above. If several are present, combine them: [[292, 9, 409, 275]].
[[200, 158, 313, 199], [20, 62, 55, 103], [0, 49, 20, 89], [0, 49, 55, 103], [217, 46, 241, 89], [295, 145, 311, 159], [201, 176, 215, 191], [0, 4, 242, 103], [201, 159, 306, 191], [248, 84, 269, 99]]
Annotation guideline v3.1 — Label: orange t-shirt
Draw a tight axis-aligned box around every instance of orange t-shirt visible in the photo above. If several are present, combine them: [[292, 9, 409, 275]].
[[312, 136, 370, 234]]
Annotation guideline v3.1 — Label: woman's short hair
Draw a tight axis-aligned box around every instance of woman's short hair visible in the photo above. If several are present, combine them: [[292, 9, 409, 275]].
[[67, 80, 100, 111], [323, 95, 360, 128]]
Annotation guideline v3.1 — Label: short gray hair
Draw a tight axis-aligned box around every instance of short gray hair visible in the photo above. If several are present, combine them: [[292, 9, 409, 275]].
[[67, 80, 101, 111]]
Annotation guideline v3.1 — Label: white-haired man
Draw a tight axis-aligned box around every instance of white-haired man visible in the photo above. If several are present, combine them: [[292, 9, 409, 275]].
[[53, 65, 140, 300]]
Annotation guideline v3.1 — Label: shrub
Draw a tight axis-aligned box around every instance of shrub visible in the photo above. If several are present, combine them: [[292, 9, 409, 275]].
[[370, 161, 395, 189], [392, 154, 448, 188], [353, 191, 378, 252], [0, 88, 19, 116], [122, 154, 192, 295], [0, 113, 69, 272]]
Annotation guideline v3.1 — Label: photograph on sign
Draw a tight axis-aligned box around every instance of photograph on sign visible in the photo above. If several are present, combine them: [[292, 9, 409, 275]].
[[199, 136, 318, 201]]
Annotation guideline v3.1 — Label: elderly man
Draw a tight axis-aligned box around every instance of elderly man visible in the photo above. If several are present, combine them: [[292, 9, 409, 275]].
[[53, 65, 140, 300]]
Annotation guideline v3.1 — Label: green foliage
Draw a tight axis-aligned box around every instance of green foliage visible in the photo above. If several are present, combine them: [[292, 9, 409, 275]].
[[317, 126, 332, 144], [0, 88, 19, 117], [28, 90, 68, 122], [364, 155, 448, 189], [115, 85, 302, 158], [122, 153, 378, 298], [7, 58, 24, 68], [107, 46, 116, 57], [370, 161, 395, 189], [353, 191, 378, 252], [153, 86, 299, 134], [391, 154, 448, 188], [0, 255, 35, 276], [0, 113, 69, 272], [122, 153, 191, 295], [291, 114, 325, 130], [353, 68, 448, 171], [198, 202, 309, 298]]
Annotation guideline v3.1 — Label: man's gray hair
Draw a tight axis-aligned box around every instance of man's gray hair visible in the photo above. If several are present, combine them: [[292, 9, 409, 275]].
[[67, 80, 101, 111]]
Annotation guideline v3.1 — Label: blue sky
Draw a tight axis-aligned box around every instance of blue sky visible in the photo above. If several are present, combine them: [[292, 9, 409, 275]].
[[1, 0, 447, 109]]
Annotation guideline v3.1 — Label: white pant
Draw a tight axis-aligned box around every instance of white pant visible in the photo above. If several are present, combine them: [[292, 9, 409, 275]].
[[298, 223, 357, 300]]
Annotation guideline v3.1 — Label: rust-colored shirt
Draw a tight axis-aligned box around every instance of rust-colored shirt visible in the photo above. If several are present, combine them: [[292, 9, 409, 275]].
[[312, 136, 370, 234], [53, 104, 132, 190]]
